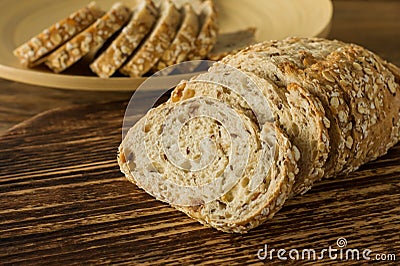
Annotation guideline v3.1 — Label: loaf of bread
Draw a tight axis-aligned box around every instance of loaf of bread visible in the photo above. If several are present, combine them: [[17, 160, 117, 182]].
[[118, 37, 400, 233]]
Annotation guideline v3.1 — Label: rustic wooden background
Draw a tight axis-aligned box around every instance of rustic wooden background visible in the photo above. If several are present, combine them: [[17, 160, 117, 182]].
[[0, 0, 399, 265]]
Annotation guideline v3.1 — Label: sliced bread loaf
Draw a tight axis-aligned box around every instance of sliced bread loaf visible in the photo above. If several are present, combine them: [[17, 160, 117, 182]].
[[154, 3, 200, 71], [90, 0, 158, 78], [119, 98, 298, 233], [118, 37, 400, 233], [45, 2, 131, 73], [13, 2, 104, 67], [186, 0, 218, 60], [119, 0, 181, 77]]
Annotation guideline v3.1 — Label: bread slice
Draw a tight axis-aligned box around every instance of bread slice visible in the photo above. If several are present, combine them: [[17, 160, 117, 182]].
[[208, 27, 257, 61], [186, 0, 218, 60], [194, 63, 328, 195], [226, 38, 352, 181], [220, 51, 330, 195], [118, 98, 298, 233], [323, 44, 400, 174], [13, 2, 104, 67], [154, 3, 200, 71], [176, 124, 297, 233], [45, 2, 131, 73], [119, 0, 181, 77], [226, 37, 400, 179], [90, 0, 158, 78]]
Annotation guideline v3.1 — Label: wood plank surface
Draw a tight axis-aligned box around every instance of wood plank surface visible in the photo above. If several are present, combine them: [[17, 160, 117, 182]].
[[0, 100, 399, 265]]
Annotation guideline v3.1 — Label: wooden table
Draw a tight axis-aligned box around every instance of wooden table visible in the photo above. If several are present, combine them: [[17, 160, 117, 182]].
[[1, 1, 399, 265]]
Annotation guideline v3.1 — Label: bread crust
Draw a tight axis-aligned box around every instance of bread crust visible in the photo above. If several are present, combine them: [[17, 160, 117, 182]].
[[154, 3, 199, 71], [13, 2, 104, 67], [118, 37, 400, 233], [186, 0, 218, 60], [119, 0, 181, 77], [90, 0, 158, 78], [45, 2, 131, 73]]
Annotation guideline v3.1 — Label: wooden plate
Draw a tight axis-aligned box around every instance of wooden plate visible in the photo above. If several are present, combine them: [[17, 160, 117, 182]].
[[0, 0, 332, 91]]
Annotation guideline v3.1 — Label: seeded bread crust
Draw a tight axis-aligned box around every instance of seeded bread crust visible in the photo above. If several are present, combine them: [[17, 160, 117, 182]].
[[186, 0, 218, 60], [90, 0, 158, 78], [45, 2, 131, 73], [118, 37, 400, 233], [13, 2, 104, 67], [221, 50, 330, 195], [119, 0, 181, 77], [329, 44, 400, 173], [225, 38, 355, 181], [154, 3, 199, 71]]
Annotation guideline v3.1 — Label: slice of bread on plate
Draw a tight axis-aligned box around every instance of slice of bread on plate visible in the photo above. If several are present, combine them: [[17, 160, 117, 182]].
[[186, 0, 219, 60], [45, 2, 131, 73], [119, 0, 181, 77], [154, 3, 200, 71], [90, 0, 158, 78], [13, 2, 104, 67]]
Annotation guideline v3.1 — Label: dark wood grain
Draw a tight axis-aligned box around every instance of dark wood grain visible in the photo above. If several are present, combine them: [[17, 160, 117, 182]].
[[0, 100, 399, 265], [0, 80, 131, 135]]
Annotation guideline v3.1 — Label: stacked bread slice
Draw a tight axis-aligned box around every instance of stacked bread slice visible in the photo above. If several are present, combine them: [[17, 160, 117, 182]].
[[13, 2, 105, 67], [46, 2, 132, 73], [118, 37, 400, 233], [13, 0, 222, 77]]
